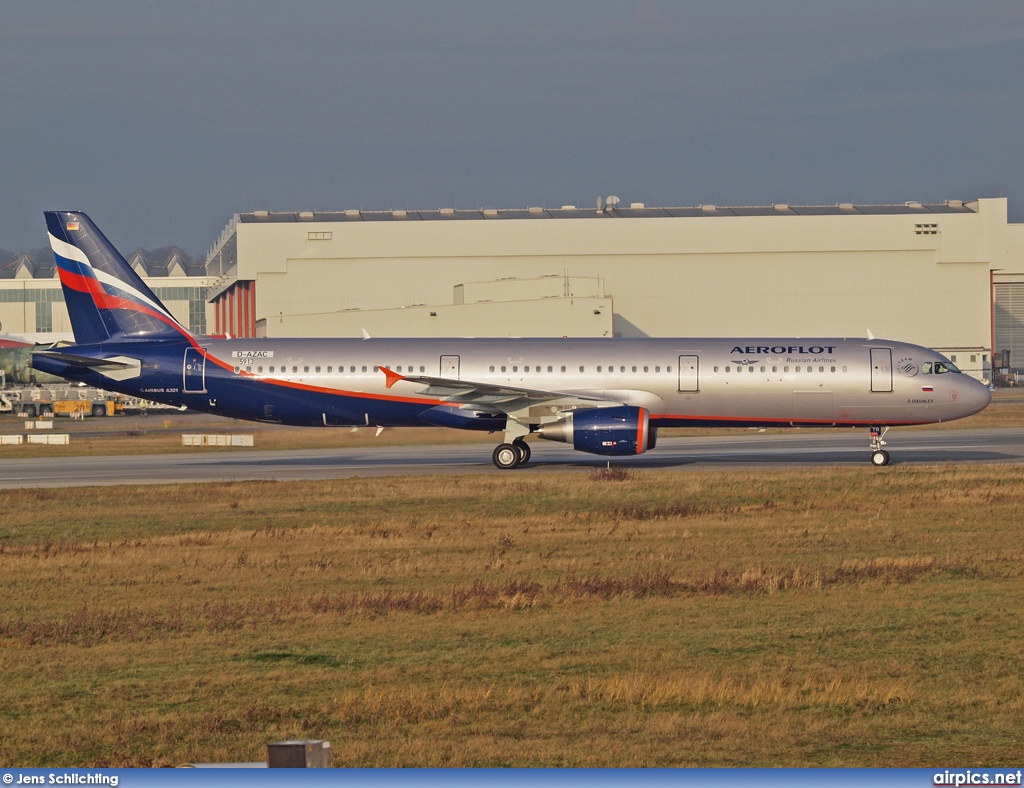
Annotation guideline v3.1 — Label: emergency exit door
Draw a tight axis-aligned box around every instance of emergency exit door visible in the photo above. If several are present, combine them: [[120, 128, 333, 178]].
[[440, 355, 460, 379]]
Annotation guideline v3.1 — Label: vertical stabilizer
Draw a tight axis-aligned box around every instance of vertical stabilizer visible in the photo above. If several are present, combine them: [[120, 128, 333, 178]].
[[45, 211, 191, 344]]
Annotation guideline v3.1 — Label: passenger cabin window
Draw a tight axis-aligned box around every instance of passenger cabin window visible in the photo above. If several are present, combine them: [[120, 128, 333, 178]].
[[561, 366, 566, 372], [579, 366, 585, 372], [489, 366, 495, 372], [258, 366, 263, 373]]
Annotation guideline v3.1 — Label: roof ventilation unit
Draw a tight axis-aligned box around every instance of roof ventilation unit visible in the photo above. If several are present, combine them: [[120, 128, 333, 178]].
[[253, 210, 269, 218], [700, 204, 717, 212], [838, 203, 855, 210], [630, 202, 645, 209], [482, 209, 498, 217], [298, 211, 314, 220], [344, 209, 360, 217], [392, 210, 407, 218], [439, 208, 455, 215]]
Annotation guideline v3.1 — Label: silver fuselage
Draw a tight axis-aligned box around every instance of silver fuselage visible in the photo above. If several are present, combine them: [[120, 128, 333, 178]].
[[199, 336, 991, 428]]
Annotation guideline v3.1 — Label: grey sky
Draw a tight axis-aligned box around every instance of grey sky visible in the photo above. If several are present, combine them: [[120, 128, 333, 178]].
[[2, 1, 1022, 257]]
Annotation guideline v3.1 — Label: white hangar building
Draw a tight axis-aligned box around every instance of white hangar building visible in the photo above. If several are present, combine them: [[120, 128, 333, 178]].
[[204, 196, 1022, 380]]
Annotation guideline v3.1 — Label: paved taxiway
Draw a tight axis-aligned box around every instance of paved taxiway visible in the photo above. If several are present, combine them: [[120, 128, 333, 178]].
[[1, 428, 1022, 488]]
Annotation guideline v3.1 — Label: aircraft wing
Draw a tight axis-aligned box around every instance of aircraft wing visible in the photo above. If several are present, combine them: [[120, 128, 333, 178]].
[[380, 367, 621, 413]]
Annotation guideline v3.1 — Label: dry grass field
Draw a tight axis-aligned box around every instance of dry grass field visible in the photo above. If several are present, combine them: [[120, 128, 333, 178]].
[[2, 466, 1023, 766]]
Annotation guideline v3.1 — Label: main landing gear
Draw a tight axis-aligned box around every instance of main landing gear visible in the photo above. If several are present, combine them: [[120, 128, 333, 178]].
[[492, 438, 531, 469], [869, 426, 890, 466]]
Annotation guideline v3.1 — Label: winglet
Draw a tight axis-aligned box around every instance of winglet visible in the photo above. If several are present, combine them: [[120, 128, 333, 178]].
[[379, 366, 404, 389]]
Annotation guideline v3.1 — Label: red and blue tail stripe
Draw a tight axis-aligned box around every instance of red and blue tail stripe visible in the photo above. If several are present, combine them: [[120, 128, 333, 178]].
[[46, 211, 192, 345]]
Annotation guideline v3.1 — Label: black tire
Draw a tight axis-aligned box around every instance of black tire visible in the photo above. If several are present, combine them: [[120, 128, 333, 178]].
[[513, 439, 531, 465], [91, 403, 106, 417], [871, 450, 890, 467], [492, 443, 520, 469], [39, 405, 54, 417], [21, 404, 36, 418]]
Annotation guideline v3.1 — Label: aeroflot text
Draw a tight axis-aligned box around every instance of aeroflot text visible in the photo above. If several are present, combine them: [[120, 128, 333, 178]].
[[934, 771, 1023, 786], [731, 346, 837, 355]]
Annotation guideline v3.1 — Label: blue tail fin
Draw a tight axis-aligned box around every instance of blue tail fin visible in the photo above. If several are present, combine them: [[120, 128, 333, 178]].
[[45, 211, 191, 344]]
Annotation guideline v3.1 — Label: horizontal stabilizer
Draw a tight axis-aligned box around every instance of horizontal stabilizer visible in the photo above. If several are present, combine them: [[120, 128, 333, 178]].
[[32, 350, 142, 382], [31, 350, 136, 368]]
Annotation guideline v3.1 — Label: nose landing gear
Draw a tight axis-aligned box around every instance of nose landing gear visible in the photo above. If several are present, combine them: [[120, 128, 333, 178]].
[[870, 426, 890, 466]]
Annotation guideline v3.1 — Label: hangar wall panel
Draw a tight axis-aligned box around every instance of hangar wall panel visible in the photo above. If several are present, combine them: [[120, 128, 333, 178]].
[[261, 296, 613, 339], [209, 199, 1015, 380]]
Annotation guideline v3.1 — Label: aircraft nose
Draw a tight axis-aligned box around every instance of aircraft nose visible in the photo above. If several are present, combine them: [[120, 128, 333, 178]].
[[962, 377, 992, 416]]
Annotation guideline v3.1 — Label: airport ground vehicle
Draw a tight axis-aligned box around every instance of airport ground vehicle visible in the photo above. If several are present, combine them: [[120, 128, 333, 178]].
[[0, 381, 120, 417]]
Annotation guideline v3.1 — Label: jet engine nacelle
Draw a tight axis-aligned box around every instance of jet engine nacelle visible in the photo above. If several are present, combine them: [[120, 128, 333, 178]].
[[536, 405, 656, 456]]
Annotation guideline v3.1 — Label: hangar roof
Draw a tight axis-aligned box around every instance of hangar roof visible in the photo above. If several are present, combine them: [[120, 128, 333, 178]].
[[236, 201, 976, 224]]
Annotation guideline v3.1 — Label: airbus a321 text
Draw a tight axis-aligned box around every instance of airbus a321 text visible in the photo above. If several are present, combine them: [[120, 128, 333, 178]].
[[33, 211, 992, 468]]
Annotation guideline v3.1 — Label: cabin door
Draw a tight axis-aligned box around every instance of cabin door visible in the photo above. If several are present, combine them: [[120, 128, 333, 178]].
[[183, 348, 207, 393], [870, 348, 893, 393], [678, 355, 699, 392]]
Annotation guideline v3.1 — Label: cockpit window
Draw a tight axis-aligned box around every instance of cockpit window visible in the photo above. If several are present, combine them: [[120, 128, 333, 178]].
[[920, 362, 932, 374], [935, 361, 960, 374]]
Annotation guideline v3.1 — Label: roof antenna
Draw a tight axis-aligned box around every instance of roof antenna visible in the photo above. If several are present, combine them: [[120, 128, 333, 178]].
[[866, 329, 875, 340], [361, 328, 371, 340]]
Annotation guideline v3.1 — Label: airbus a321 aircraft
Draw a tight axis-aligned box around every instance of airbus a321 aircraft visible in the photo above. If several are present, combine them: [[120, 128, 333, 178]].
[[33, 211, 991, 468]]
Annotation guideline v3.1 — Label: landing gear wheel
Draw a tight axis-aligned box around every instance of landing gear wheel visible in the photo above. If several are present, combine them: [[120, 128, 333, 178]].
[[493, 443, 521, 469], [513, 439, 531, 466], [871, 450, 890, 467]]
